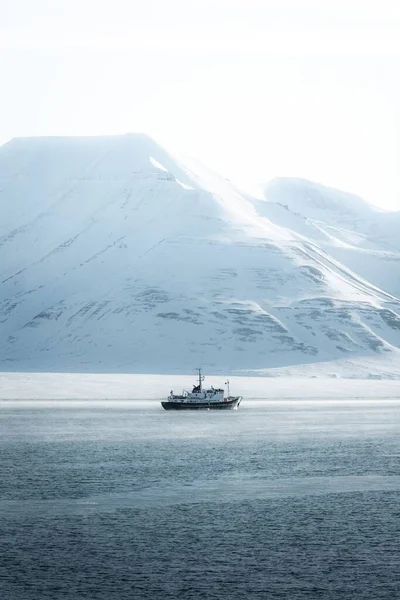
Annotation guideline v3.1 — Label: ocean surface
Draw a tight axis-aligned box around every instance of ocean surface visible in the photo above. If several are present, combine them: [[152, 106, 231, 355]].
[[1, 399, 400, 599]]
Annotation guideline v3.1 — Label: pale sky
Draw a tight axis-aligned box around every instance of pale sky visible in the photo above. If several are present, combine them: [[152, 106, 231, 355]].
[[1, 0, 400, 209]]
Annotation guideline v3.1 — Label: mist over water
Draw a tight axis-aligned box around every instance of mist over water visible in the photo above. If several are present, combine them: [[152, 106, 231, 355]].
[[1, 400, 400, 599]]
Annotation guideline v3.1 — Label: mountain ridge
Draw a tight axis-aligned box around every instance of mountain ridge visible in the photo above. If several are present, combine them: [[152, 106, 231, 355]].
[[1, 134, 399, 376]]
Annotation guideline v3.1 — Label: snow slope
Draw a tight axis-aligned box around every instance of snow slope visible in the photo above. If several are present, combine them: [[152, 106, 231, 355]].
[[261, 178, 400, 299], [1, 371, 399, 400], [0, 135, 399, 376]]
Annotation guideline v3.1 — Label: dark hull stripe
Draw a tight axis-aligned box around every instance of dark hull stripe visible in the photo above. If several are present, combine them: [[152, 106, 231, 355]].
[[161, 397, 242, 411]]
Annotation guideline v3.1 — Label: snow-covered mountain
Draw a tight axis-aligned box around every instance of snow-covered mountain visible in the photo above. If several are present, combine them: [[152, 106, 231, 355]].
[[0, 134, 399, 376]]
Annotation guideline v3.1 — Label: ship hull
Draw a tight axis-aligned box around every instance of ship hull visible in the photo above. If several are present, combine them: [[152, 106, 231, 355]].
[[161, 397, 242, 411]]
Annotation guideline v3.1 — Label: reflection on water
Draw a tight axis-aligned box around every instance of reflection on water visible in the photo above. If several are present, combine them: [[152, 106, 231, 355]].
[[1, 400, 400, 599]]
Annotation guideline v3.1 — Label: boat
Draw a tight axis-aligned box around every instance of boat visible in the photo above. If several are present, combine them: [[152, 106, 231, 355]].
[[161, 368, 242, 410]]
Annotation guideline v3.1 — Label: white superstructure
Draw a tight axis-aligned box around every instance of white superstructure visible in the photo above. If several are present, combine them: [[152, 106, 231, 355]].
[[162, 368, 242, 410], [168, 369, 225, 403]]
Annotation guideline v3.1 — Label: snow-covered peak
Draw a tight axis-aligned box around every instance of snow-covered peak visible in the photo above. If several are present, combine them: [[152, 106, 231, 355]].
[[0, 135, 399, 376], [263, 177, 381, 225], [0, 133, 197, 189]]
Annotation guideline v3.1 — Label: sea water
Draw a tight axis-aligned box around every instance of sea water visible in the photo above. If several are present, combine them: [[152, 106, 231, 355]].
[[1, 399, 400, 599]]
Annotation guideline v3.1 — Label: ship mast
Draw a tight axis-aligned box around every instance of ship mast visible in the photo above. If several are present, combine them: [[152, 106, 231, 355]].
[[197, 367, 204, 391]]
